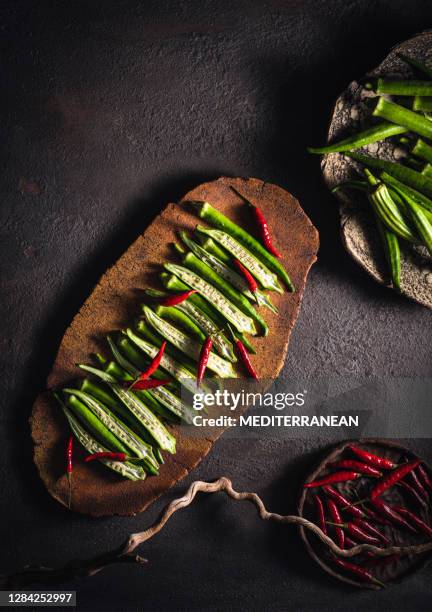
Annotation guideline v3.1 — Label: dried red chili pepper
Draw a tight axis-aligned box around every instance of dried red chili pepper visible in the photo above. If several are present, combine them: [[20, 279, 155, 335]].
[[409, 469, 429, 500], [341, 522, 382, 546], [348, 445, 395, 470], [304, 471, 361, 489], [233, 259, 258, 293], [128, 378, 171, 391], [85, 452, 128, 463], [136, 341, 166, 381], [324, 486, 367, 520], [392, 506, 432, 538], [398, 480, 428, 509], [353, 519, 390, 545], [333, 558, 385, 587], [370, 499, 417, 534], [418, 464, 432, 491], [66, 435, 73, 509], [159, 290, 197, 306], [197, 336, 213, 387], [329, 459, 382, 478], [227, 324, 258, 379], [326, 499, 345, 549], [313, 494, 327, 535], [370, 459, 420, 500]]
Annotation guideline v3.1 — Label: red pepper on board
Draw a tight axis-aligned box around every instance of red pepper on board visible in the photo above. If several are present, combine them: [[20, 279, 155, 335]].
[[129, 378, 171, 391], [334, 558, 385, 587], [227, 324, 258, 379], [66, 435, 73, 509], [304, 471, 361, 489], [369, 459, 421, 500], [159, 290, 197, 307], [85, 452, 128, 463], [323, 486, 367, 520], [329, 459, 382, 478], [342, 522, 382, 546], [348, 445, 396, 470], [197, 336, 213, 388], [136, 341, 166, 381], [392, 506, 432, 538], [370, 499, 417, 534], [352, 519, 390, 544], [233, 259, 258, 293]]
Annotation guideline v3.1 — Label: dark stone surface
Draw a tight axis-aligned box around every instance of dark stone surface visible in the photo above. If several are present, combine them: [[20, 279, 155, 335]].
[[0, 1, 431, 609]]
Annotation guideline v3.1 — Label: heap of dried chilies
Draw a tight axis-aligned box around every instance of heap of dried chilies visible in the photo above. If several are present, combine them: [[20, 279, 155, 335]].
[[304, 444, 432, 587], [54, 190, 294, 485]]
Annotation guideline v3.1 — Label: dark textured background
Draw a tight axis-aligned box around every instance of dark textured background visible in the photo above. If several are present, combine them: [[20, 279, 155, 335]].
[[1, 1, 431, 610]]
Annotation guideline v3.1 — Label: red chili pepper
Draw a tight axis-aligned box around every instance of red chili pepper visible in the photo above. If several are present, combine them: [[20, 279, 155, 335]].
[[313, 494, 327, 535], [326, 499, 345, 549], [227, 324, 258, 379], [409, 469, 429, 500], [348, 445, 395, 470], [333, 558, 385, 587], [135, 341, 166, 381], [353, 519, 390, 545], [253, 206, 282, 258], [330, 459, 382, 478], [370, 459, 421, 500], [197, 336, 213, 387], [304, 471, 361, 489], [85, 452, 128, 463], [159, 290, 197, 306], [66, 435, 73, 509], [323, 486, 367, 519], [233, 259, 258, 293], [342, 522, 382, 546], [418, 464, 432, 491], [398, 480, 428, 509], [128, 378, 171, 391], [392, 506, 432, 538], [370, 499, 417, 534]]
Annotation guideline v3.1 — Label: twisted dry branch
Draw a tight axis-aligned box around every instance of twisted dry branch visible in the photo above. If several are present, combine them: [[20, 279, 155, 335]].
[[2, 477, 432, 588]]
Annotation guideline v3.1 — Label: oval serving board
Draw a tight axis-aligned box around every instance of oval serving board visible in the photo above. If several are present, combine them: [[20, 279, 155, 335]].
[[322, 31, 432, 308], [31, 176, 319, 517]]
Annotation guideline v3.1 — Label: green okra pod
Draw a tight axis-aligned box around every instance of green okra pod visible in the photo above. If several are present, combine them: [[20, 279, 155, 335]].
[[307, 122, 407, 154]]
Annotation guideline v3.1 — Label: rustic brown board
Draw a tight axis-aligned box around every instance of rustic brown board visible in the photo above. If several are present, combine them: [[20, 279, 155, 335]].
[[31, 176, 319, 517]]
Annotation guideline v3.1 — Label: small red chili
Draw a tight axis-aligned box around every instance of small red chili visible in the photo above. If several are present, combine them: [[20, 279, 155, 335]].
[[348, 445, 395, 470], [159, 290, 197, 307], [197, 336, 213, 387], [398, 480, 428, 509], [342, 522, 382, 546], [66, 435, 73, 509], [370, 499, 417, 534], [392, 506, 432, 538], [418, 464, 432, 491], [304, 471, 361, 489], [128, 378, 171, 391], [323, 486, 367, 520], [352, 519, 390, 544], [334, 558, 385, 587], [329, 459, 382, 478], [326, 499, 344, 549], [409, 468, 429, 500], [136, 341, 166, 381], [369, 459, 420, 500], [227, 324, 258, 379], [313, 494, 327, 535], [233, 259, 258, 293], [85, 452, 128, 463]]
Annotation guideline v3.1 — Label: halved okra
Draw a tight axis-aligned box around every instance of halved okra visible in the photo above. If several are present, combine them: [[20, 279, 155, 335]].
[[78, 364, 176, 454], [60, 403, 146, 481], [143, 306, 237, 378], [196, 226, 283, 293], [63, 388, 160, 474], [164, 263, 257, 335]]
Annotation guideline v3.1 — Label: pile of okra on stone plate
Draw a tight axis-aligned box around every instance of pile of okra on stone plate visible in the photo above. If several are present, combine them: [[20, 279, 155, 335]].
[[309, 53, 432, 291], [55, 189, 294, 483]]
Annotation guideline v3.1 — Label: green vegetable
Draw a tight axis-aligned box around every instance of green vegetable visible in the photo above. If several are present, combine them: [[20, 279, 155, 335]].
[[373, 97, 432, 141], [413, 97, 432, 112], [154, 304, 206, 342], [397, 191, 432, 256], [376, 218, 401, 291], [380, 172, 432, 213], [411, 139, 432, 165], [63, 388, 159, 474], [307, 123, 407, 154], [143, 306, 237, 378], [374, 79, 432, 96], [346, 151, 432, 198], [181, 250, 269, 335], [188, 201, 294, 291], [196, 226, 282, 294], [367, 184, 418, 243], [164, 263, 257, 335], [61, 404, 146, 481], [198, 235, 232, 264], [422, 164, 432, 178], [78, 364, 176, 454]]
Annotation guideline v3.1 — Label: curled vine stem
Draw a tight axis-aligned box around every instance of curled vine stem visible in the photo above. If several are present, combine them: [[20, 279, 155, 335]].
[[2, 477, 432, 589]]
